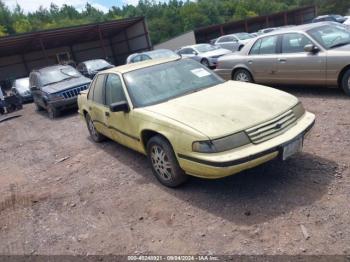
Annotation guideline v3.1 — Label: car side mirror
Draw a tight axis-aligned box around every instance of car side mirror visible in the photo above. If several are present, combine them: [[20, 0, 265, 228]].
[[304, 44, 319, 53], [110, 101, 129, 113]]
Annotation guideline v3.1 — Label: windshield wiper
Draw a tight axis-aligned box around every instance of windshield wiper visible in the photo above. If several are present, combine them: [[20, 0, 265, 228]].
[[329, 41, 350, 49]]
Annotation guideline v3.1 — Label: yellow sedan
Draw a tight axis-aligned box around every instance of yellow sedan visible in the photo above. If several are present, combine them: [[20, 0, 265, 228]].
[[78, 57, 315, 187]]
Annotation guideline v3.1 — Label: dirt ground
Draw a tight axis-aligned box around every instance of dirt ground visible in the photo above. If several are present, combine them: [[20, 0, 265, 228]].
[[0, 85, 349, 256]]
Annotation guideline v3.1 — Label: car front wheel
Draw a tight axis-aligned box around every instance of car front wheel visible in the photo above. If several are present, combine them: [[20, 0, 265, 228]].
[[341, 69, 350, 96], [147, 135, 188, 187], [85, 113, 105, 142], [47, 105, 60, 119], [201, 58, 210, 68], [233, 69, 253, 83]]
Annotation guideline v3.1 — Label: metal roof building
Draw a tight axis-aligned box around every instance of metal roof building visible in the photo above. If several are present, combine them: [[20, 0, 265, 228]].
[[0, 17, 151, 89], [195, 6, 317, 43]]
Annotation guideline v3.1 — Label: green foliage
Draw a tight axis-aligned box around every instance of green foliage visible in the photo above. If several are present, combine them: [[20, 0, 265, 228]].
[[0, 0, 348, 43], [0, 25, 7, 36]]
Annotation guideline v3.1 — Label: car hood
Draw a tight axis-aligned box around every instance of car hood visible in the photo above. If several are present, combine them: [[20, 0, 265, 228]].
[[201, 49, 232, 58], [328, 43, 350, 52], [42, 76, 91, 94], [145, 81, 298, 139]]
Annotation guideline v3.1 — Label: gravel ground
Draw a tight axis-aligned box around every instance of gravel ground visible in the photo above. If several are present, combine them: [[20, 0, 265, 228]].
[[0, 85, 349, 256]]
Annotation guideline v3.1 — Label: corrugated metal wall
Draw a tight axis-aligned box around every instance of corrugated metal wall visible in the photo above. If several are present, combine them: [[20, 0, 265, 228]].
[[0, 19, 151, 89], [194, 6, 317, 43]]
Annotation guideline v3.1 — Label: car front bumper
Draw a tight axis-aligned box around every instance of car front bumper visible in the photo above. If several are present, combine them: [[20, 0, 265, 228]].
[[48, 97, 78, 109], [19, 94, 33, 102], [177, 112, 315, 179]]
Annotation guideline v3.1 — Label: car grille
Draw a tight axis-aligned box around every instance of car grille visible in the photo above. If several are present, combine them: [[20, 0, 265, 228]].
[[245, 110, 297, 144], [61, 85, 88, 99]]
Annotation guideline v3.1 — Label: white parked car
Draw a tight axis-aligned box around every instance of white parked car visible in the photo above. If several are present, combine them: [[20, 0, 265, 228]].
[[176, 44, 232, 68], [214, 33, 256, 51]]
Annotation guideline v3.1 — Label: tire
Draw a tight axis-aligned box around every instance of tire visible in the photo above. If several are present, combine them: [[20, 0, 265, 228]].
[[47, 105, 60, 119], [341, 69, 350, 96], [200, 58, 210, 68], [233, 69, 253, 83], [35, 102, 43, 111], [85, 113, 105, 142], [147, 135, 188, 187]]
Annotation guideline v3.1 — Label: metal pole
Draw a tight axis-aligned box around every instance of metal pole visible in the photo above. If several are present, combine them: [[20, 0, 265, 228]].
[[108, 38, 117, 65], [220, 25, 224, 36], [39, 37, 49, 65], [98, 25, 108, 59], [142, 19, 152, 50]]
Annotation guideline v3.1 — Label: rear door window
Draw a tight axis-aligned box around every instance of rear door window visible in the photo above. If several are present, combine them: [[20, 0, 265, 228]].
[[92, 74, 106, 105], [87, 78, 96, 100], [132, 55, 142, 63], [249, 35, 278, 55], [217, 36, 236, 43]]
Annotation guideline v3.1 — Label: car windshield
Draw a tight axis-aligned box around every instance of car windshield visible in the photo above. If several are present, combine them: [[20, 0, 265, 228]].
[[123, 59, 224, 107], [308, 25, 350, 49], [147, 50, 179, 59], [85, 59, 112, 71], [41, 67, 81, 86], [14, 78, 30, 92], [235, 33, 254, 40], [194, 44, 218, 53]]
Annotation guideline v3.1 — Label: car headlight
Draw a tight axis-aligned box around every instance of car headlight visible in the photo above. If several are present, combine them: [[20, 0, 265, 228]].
[[47, 93, 64, 101], [292, 102, 305, 119], [192, 131, 251, 153]]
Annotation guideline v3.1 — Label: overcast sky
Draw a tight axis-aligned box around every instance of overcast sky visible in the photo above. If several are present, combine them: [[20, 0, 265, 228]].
[[2, 0, 166, 13]]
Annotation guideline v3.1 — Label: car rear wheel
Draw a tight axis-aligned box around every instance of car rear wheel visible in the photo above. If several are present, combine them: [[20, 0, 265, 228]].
[[341, 69, 350, 96], [85, 113, 105, 142], [35, 102, 43, 111], [47, 105, 60, 119], [201, 58, 210, 68], [147, 135, 188, 187], [233, 69, 253, 83]]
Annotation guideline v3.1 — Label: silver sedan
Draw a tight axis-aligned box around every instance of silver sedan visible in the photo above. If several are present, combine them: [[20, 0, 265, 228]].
[[215, 22, 350, 95]]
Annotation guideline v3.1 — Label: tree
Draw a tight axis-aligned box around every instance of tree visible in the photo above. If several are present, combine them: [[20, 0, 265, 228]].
[[0, 0, 348, 44], [0, 25, 7, 36]]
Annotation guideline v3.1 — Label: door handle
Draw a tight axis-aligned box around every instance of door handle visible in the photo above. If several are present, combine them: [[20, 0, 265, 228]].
[[248, 60, 253, 64], [105, 111, 110, 117], [278, 58, 287, 63]]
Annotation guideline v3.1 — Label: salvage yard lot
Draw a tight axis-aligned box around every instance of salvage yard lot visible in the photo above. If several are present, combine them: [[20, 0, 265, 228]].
[[0, 86, 349, 255]]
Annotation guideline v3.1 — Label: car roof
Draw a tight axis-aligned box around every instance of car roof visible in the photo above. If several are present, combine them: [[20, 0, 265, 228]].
[[103, 57, 181, 74], [181, 43, 212, 49], [81, 59, 109, 64], [15, 77, 29, 81], [260, 22, 334, 36]]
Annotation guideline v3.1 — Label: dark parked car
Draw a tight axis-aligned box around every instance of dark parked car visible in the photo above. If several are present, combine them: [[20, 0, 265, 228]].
[[77, 59, 114, 79], [11, 77, 33, 103], [29, 65, 91, 119]]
